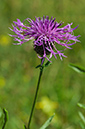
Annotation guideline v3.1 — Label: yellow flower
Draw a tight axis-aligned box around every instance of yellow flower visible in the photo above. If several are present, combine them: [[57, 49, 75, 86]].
[[0, 35, 11, 46], [0, 77, 6, 88], [36, 96, 59, 123]]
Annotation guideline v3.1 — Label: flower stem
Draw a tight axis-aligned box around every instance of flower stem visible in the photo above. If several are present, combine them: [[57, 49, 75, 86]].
[[27, 65, 44, 129]]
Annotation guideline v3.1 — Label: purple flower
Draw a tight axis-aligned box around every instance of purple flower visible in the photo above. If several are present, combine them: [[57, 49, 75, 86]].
[[9, 16, 80, 62]]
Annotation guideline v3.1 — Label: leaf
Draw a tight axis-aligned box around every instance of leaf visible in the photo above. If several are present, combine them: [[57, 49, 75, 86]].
[[36, 64, 41, 69], [77, 103, 85, 110], [45, 61, 51, 67], [78, 111, 85, 124], [23, 125, 27, 129], [2, 108, 8, 129], [79, 121, 85, 129], [0, 107, 4, 128], [68, 63, 85, 73], [40, 114, 55, 129]]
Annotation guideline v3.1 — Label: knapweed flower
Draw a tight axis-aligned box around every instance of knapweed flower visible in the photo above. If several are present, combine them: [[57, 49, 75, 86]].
[[9, 16, 80, 62]]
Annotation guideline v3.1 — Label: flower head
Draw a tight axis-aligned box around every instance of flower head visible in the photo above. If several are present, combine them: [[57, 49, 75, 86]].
[[9, 16, 80, 62]]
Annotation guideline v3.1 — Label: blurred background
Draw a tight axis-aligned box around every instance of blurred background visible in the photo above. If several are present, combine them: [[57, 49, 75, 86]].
[[0, 0, 85, 129]]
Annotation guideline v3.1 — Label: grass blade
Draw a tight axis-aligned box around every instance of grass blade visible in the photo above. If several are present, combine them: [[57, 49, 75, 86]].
[[40, 114, 55, 129]]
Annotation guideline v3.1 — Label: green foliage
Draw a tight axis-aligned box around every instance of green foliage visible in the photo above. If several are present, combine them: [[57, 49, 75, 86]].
[[23, 125, 27, 129], [0, 0, 85, 129], [78, 103, 85, 110], [0, 107, 4, 128], [69, 63, 85, 74], [78, 103, 85, 129], [36, 61, 51, 69], [40, 114, 55, 129], [44, 61, 52, 67], [78, 112, 85, 124], [0, 108, 8, 129]]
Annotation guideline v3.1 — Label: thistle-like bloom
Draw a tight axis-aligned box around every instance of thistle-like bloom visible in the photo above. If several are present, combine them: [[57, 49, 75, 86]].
[[9, 16, 80, 62]]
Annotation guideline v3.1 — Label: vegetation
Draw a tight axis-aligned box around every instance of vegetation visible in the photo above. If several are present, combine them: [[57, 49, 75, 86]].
[[0, 0, 85, 128]]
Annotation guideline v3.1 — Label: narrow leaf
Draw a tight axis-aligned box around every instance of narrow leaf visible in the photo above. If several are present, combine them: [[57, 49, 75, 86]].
[[0, 107, 4, 128], [23, 125, 27, 129], [2, 108, 8, 129], [40, 114, 55, 129], [45, 61, 51, 67], [68, 63, 85, 73], [78, 111, 85, 124], [36, 65, 41, 69], [77, 103, 85, 110], [79, 121, 85, 129]]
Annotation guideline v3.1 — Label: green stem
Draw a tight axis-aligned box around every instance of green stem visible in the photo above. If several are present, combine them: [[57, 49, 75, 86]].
[[27, 66, 44, 129]]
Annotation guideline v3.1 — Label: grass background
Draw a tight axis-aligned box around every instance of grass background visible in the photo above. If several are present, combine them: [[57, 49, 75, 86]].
[[0, 0, 85, 128]]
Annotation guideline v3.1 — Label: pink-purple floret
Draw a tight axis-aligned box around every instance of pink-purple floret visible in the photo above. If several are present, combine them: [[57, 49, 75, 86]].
[[9, 16, 80, 61]]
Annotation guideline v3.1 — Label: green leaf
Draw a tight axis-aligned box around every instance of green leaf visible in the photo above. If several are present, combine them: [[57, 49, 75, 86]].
[[45, 61, 51, 67], [2, 108, 8, 129], [40, 114, 55, 129], [68, 63, 85, 73], [79, 121, 85, 129], [0, 107, 4, 128], [36, 64, 41, 69], [23, 125, 27, 129], [77, 103, 85, 110], [78, 111, 85, 124]]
